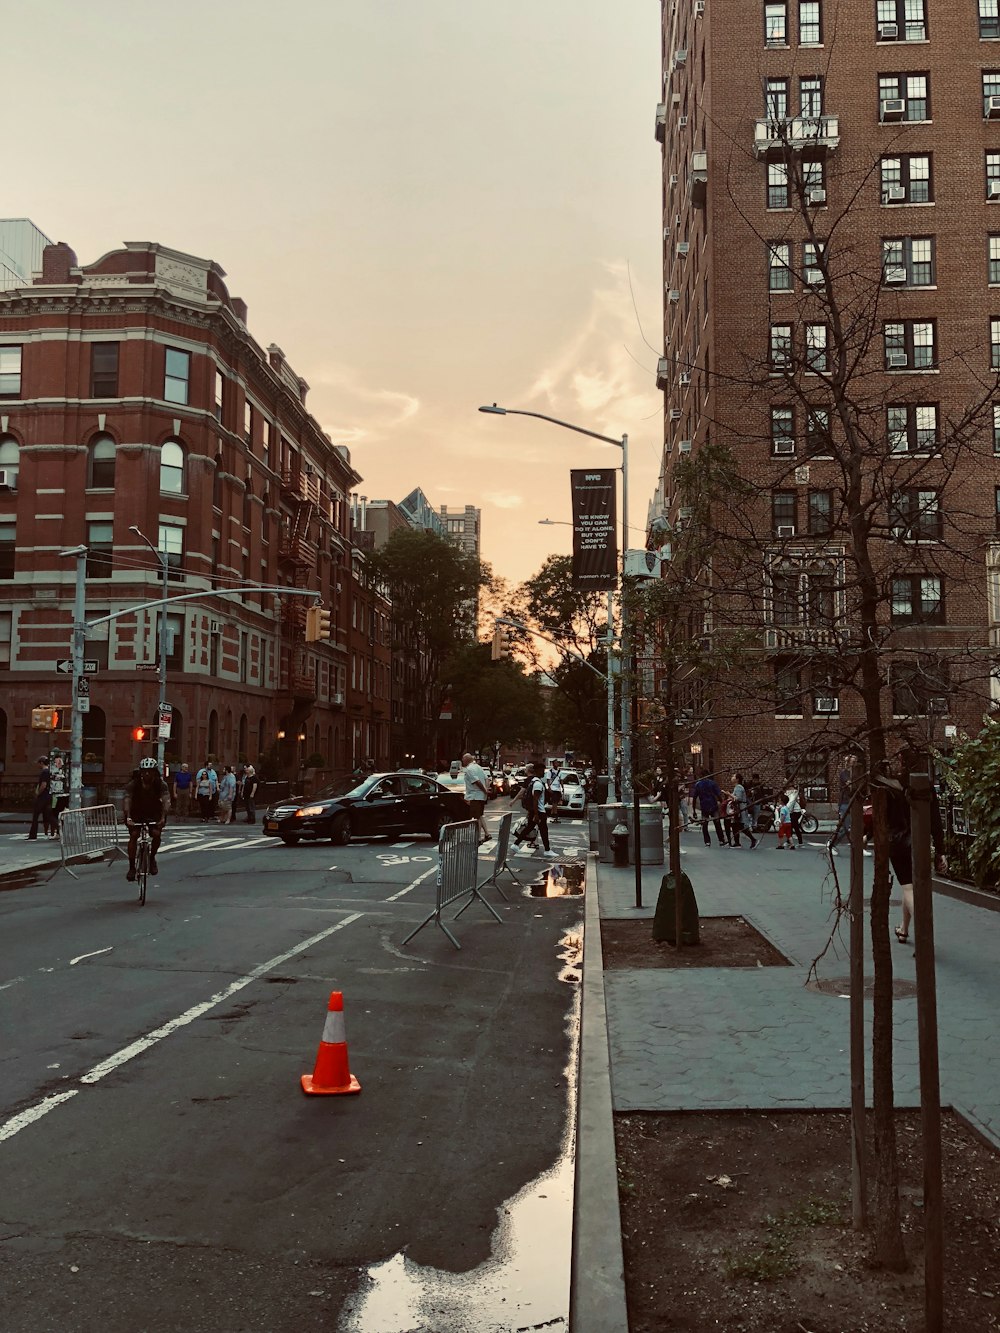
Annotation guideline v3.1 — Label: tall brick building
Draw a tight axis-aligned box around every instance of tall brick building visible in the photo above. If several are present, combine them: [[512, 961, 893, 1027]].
[[0, 234, 392, 785], [653, 0, 1000, 795]]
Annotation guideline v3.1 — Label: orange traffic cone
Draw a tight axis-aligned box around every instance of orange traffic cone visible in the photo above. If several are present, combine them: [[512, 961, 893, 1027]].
[[301, 990, 361, 1096]]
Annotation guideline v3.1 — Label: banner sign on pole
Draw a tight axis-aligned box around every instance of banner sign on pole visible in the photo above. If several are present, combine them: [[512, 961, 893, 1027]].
[[570, 469, 618, 591]]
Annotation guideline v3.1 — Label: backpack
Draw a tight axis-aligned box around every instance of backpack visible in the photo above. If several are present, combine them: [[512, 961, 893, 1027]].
[[521, 778, 536, 813]]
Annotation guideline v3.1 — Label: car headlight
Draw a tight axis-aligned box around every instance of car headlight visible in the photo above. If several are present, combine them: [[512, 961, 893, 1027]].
[[295, 805, 326, 818]]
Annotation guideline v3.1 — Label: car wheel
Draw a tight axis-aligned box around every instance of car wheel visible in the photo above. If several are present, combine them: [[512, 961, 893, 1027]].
[[331, 813, 352, 846], [280, 835, 300, 846], [427, 810, 448, 840]]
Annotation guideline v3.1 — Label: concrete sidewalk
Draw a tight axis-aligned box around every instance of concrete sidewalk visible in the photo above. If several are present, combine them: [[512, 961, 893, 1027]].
[[571, 831, 1000, 1331]]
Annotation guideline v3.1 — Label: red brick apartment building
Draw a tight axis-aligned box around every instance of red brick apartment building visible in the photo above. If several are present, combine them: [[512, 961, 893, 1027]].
[[0, 237, 392, 785], [653, 0, 1000, 796]]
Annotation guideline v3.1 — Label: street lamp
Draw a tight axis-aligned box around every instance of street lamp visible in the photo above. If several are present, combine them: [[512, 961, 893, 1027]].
[[482, 404, 630, 795], [129, 525, 169, 773]]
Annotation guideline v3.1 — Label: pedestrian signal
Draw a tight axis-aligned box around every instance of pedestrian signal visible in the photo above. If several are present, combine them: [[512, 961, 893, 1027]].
[[31, 706, 60, 731], [132, 725, 147, 742]]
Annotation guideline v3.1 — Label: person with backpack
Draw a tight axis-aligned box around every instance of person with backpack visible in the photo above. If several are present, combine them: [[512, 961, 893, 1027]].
[[522, 761, 558, 858]]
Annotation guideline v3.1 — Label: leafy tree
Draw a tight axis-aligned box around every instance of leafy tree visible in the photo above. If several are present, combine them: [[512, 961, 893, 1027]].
[[941, 718, 1000, 886], [441, 641, 544, 755]]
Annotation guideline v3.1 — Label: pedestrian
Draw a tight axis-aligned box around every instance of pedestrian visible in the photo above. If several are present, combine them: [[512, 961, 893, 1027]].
[[776, 794, 794, 849], [228, 763, 243, 824], [216, 765, 237, 824], [692, 772, 726, 847], [547, 763, 564, 823], [123, 758, 170, 880], [241, 763, 258, 824], [747, 772, 764, 835], [171, 763, 192, 820], [730, 773, 758, 849], [829, 753, 856, 852], [27, 756, 52, 840], [525, 761, 558, 858], [786, 786, 805, 846], [194, 762, 218, 821], [885, 748, 948, 943], [461, 751, 491, 844]]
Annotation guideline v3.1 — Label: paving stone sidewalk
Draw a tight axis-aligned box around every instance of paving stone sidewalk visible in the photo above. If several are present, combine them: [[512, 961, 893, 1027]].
[[597, 835, 1000, 1148]]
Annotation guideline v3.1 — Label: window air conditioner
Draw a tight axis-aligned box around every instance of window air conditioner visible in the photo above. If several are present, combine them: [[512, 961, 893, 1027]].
[[883, 185, 907, 202], [678, 506, 694, 521], [0, 468, 13, 490], [890, 525, 907, 538], [669, 173, 679, 186], [807, 187, 826, 204], [695, 0, 705, 12], [668, 288, 681, 302], [679, 371, 692, 385], [805, 267, 823, 285], [881, 98, 906, 120], [331, 691, 345, 705], [679, 116, 689, 127], [989, 96, 1000, 118], [990, 180, 1000, 199], [677, 241, 690, 255], [209, 620, 223, 632], [678, 439, 692, 453], [887, 351, 908, 367], [878, 21, 898, 39], [814, 696, 839, 713], [884, 265, 907, 284], [670, 408, 683, 420], [773, 438, 796, 455], [675, 213, 683, 227], [673, 49, 688, 68], [776, 524, 796, 538], [671, 92, 682, 106]]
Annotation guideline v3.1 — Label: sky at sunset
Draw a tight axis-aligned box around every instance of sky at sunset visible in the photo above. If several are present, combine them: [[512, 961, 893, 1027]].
[[10, 1, 664, 590]]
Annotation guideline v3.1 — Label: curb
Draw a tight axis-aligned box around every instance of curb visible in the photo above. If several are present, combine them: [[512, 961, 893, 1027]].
[[569, 852, 629, 1332]]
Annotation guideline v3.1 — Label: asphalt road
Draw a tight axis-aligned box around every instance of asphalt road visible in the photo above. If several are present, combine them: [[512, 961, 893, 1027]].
[[0, 804, 586, 1332]]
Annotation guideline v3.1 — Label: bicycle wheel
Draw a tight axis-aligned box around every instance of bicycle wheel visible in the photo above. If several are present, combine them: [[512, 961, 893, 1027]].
[[800, 813, 818, 835], [136, 839, 149, 906]]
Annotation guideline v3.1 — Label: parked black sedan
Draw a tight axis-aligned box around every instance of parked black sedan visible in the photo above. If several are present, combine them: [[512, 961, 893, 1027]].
[[262, 771, 469, 846]]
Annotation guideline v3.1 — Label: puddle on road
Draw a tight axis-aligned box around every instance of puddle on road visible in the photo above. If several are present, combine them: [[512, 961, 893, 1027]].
[[338, 945, 581, 1333], [525, 861, 585, 899]]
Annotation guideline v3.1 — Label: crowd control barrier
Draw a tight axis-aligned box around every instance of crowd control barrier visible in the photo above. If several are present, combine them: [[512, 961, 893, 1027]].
[[470, 811, 523, 905], [58, 804, 126, 878], [401, 819, 503, 949]]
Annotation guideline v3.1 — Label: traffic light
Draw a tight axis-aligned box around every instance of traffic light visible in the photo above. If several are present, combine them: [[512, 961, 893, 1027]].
[[132, 725, 147, 742], [491, 624, 505, 661], [305, 605, 332, 642], [31, 706, 60, 731]]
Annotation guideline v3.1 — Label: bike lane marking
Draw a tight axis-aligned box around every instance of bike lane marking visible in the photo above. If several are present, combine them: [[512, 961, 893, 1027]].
[[0, 913, 364, 1144]]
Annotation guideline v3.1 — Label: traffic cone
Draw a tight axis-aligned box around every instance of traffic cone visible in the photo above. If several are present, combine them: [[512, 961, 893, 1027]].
[[300, 990, 361, 1096]]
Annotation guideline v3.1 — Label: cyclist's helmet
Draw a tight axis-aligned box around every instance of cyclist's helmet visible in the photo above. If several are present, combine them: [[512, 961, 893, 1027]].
[[139, 757, 158, 770]]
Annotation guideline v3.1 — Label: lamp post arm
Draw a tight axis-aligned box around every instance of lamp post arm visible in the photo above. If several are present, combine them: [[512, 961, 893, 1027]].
[[481, 406, 624, 451], [84, 584, 321, 631], [496, 616, 609, 682]]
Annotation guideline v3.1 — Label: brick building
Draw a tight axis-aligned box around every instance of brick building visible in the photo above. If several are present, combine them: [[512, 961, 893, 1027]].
[[0, 234, 391, 786], [652, 0, 1000, 795]]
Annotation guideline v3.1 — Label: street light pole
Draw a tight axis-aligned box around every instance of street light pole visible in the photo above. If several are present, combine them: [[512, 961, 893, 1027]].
[[59, 544, 88, 811], [130, 525, 169, 772], [485, 404, 631, 796]]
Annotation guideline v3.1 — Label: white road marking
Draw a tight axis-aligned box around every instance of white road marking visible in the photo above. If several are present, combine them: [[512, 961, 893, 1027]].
[[69, 947, 113, 966], [383, 865, 438, 902], [0, 976, 25, 992], [0, 913, 364, 1146], [0, 1090, 80, 1143]]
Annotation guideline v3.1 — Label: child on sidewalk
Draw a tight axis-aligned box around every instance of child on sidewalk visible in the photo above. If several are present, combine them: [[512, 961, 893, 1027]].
[[776, 795, 795, 849]]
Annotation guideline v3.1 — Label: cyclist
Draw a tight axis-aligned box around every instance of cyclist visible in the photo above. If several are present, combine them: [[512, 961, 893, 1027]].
[[123, 758, 170, 882]]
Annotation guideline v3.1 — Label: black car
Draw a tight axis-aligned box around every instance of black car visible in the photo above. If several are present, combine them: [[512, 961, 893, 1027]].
[[262, 771, 468, 846]]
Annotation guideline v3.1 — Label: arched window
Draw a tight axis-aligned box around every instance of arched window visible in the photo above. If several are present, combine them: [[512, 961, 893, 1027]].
[[257, 716, 266, 761], [160, 439, 184, 495], [238, 713, 248, 760], [88, 433, 116, 489], [207, 709, 219, 758], [0, 435, 19, 489], [82, 707, 106, 775]]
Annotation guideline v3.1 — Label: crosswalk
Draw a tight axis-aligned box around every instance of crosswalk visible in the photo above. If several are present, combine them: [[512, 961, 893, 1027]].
[[158, 827, 272, 858]]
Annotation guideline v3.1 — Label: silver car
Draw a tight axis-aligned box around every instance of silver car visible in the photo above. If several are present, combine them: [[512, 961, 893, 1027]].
[[557, 769, 586, 816]]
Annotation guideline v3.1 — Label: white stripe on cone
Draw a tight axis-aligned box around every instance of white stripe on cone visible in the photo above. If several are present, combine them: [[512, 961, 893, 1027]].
[[321, 1010, 347, 1045]]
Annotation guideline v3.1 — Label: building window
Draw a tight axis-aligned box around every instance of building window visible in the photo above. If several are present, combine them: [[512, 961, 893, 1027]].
[[164, 347, 190, 404], [0, 609, 11, 668], [996, 486, 1000, 532], [0, 435, 19, 489], [0, 346, 22, 398], [988, 152, 1000, 199], [808, 490, 833, 534], [881, 153, 931, 203], [890, 488, 941, 541], [160, 439, 185, 494], [262, 418, 271, 464], [765, 3, 788, 45], [765, 77, 790, 119], [982, 0, 1000, 39], [883, 236, 935, 286], [994, 404, 1000, 452], [887, 403, 937, 452], [800, 75, 823, 116], [806, 407, 832, 456], [87, 434, 116, 489], [770, 324, 793, 370], [86, 522, 114, 577], [801, 160, 826, 200], [799, 0, 821, 43], [772, 558, 837, 626], [767, 162, 791, 209], [158, 523, 185, 581], [879, 73, 929, 121], [89, 342, 119, 397], [774, 660, 803, 715], [771, 406, 796, 454], [803, 240, 826, 286], [992, 318, 1000, 367], [768, 242, 793, 290], [214, 369, 225, 424], [805, 323, 828, 371], [985, 71, 1000, 116], [772, 491, 797, 534], [0, 519, 14, 579], [891, 659, 950, 716], [244, 400, 253, 445], [891, 574, 944, 624], [884, 319, 936, 369], [877, 0, 927, 40], [159, 611, 185, 671], [811, 666, 840, 716]]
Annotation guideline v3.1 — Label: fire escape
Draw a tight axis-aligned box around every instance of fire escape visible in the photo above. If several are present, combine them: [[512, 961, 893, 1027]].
[[278, 466, 320, 707]]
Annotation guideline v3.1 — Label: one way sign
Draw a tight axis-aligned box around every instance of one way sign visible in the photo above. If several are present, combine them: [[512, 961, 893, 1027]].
[[55, 659, 98, 674]]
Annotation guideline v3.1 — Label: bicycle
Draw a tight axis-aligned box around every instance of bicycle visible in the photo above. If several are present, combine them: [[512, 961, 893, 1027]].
[[132, 821, 154, 907]]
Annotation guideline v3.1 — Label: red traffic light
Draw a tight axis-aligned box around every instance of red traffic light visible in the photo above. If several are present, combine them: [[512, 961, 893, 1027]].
[[132, 725, 147, 742]]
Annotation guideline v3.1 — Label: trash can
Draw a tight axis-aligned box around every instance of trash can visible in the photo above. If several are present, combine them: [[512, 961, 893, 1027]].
[[611, 823, 630, 867], [627, 803, 665, 866], [598, 803, 627, 863], [593, 775, 610, 805], [588, 805, 601, 852]]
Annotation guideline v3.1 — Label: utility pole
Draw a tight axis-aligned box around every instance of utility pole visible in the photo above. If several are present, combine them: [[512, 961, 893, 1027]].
[[61, 544, 88, 811], [130, 526, 169, 771]]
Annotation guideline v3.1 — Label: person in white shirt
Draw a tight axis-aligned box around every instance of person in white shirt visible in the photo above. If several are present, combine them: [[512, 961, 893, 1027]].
[[527, 762, 558, 858], [461, 752, 491, 844], [547, 764, 564, 823]]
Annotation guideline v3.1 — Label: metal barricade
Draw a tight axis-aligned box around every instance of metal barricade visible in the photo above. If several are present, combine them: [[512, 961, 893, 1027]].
[[401, 819, 503, 949], [471, 810, 522, 904], [57, 804, 126, 878]]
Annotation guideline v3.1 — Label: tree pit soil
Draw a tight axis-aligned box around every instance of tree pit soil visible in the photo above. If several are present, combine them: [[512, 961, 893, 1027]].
[[601, 915, 791, 969], [615, 1109, 1000, 1332]]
